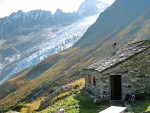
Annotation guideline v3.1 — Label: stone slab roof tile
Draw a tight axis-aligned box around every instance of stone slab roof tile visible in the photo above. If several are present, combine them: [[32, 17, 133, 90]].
[[86, 40, 150, 73]]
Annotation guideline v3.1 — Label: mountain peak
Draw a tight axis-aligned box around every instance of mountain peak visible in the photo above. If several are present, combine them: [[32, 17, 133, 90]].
[[9, 10, 25, 18], [55, 9, 63, 13], [75, 0, 150, 47], [77, 0, 109, 16], [54, 9, 64, 16]]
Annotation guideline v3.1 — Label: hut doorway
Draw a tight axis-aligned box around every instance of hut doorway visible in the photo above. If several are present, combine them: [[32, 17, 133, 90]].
[[111, 75, 122, 100]]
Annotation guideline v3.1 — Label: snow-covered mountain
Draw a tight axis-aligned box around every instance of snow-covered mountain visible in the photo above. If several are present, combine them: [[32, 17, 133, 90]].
[[0, 9, 79, 40], [77, 0, 109, 16], [0, 0, 109, 84]]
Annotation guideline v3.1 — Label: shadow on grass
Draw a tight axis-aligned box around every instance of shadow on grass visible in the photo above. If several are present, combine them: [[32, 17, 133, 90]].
[[75, 90, 109, 113], [132, 93, 150, 113]]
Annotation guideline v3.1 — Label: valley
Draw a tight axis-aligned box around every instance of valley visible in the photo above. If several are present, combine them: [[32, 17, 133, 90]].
[[0, 0, 150, 113], [0, 0, 109, 84]]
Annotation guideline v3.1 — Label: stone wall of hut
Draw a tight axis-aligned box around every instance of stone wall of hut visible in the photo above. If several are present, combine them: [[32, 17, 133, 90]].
[[84, 47, 150, 100]]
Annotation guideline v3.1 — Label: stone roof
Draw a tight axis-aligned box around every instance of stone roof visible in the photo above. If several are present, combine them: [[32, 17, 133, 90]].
[[86, 40, 150, 73]]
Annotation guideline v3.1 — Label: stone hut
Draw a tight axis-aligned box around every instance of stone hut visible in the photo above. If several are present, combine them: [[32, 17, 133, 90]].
[[84, 40, 150, 101]]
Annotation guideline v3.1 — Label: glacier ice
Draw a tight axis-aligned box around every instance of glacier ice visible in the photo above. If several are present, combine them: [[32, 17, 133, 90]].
[[0, 15, 99, 84]]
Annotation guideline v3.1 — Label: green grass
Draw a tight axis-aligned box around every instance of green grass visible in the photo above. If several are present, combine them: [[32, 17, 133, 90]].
[[42, 94, 80, 113], [76, 92, 109, 113], [42, 91, 109, 113], [146, 105, 150, 112], [132, 94, 150, 113]]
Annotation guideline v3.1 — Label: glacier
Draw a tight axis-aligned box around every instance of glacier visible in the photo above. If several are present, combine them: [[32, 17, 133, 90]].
[[0, 14, 99, 84]]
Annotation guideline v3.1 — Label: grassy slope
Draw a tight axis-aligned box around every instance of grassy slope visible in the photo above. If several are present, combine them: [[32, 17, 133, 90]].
[[0, 38, 117, 111], [40, 85, 150, 113], [7, 78, 109, 113], [1, 33, 150, 112], [0, 0, 150, 112], [40, 92, 109, 113], [6, 79, 150, 113]]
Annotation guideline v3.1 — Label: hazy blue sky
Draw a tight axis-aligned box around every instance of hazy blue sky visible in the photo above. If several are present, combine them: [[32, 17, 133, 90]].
[[0, 0, 115, 17]]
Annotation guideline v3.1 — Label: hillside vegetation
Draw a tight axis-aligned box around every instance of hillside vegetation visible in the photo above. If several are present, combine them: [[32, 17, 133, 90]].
[[5, 78, 150, 113], [0, 0, 150, 112], [6, 78, 109, 113]]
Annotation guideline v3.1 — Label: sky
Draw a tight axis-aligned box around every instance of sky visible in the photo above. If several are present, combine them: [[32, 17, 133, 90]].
[[0, 0, 115, 18]]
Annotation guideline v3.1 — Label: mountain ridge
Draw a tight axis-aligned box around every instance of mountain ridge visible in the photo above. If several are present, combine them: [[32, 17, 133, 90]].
[[0, 0, 150, 112], [0, 1, 109, 40], [75, 0, 150, 47], [0, 0, 109, 84]]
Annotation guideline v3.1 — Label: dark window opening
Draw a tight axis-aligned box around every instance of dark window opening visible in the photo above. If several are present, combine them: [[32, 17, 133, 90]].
[[88, 75, 91, 84], [93, 77, 96, 86]]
